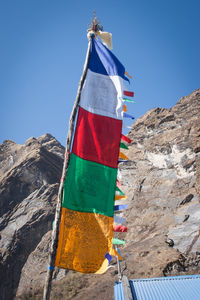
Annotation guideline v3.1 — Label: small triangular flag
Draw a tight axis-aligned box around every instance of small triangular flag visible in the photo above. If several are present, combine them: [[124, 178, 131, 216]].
[[120, 142, 128, 150], [115, 195, 127, 200], [124, 91, 134, 97], [121, 134, 132, 143], [124, 113, 135, 119], [114, 204, 128, 211], [116, 186, 125, 195], [110, 248, 122, 261], [116, 179, 121, 188], [125, 71, 132, 79], [114, 216, 126, 224], [119, 152, 129, 160], [123, 104, 127, 112], [114, 225, 128, 232], [113, 238, 126, 245], [118, 160, 129, 164], [105, 252, 112, 263], [123, 98, 136, 103]]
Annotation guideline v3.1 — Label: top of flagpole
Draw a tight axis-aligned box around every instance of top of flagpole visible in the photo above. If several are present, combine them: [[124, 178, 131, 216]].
[[88, 12, 113, 50], [88, 11, 103, 34]]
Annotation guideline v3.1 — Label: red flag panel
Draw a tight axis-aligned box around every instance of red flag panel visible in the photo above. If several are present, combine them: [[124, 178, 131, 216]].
[[72, 107, 122, 168]]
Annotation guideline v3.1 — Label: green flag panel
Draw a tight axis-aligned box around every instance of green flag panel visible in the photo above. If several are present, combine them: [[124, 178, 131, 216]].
[[62, 153, 117, 217]]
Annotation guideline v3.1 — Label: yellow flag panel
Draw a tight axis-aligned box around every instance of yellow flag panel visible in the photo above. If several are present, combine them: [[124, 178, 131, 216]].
[[55, 208, 114, 274]]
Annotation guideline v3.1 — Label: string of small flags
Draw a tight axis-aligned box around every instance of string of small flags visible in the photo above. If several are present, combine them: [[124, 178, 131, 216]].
[[106, 70, 134, 265]]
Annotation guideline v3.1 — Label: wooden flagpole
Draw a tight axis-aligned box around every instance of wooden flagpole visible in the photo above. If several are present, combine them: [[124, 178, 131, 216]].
[[43, 32, 93, 300]]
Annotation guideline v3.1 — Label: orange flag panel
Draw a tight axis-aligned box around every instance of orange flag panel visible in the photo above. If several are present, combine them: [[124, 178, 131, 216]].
[[55, 208, 114, 274]]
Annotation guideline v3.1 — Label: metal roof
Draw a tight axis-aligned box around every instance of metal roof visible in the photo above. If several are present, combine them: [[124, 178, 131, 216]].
[[114, 275, 200, 300]]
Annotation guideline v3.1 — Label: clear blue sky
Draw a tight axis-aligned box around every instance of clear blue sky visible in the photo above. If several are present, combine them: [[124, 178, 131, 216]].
[[1, 0, 199, 146]]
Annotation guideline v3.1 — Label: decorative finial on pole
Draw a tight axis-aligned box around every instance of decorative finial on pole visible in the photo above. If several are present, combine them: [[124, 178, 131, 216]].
[[87, 12, 112, 50], [88, 11, 103, 34]]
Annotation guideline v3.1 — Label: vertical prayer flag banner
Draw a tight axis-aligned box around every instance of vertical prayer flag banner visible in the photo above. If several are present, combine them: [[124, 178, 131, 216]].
[[55, 36, 128, 274]]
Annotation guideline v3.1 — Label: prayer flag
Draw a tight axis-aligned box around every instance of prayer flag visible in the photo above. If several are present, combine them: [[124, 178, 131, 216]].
[[114, 225, 128, 232], [105, 252, 112, 263], [120, 142, 128, 150], [114, 216, 126, 224], [123, 91, 134, 97], [123, 105, 127, 112], [123, 98, 136, 103], [119, 152, 129, 160], [115, 194, 127, 200], [110, 248, 122, 260], [114, 204, 128, 211], [124, 112, 135, 119], [115, 186, 125, 195], [125, 71, 132, 79], [113, 238, 126, 245], [121, 134, 132, 143], [55, 36, 127, 274], [116, 179, 121, 188]]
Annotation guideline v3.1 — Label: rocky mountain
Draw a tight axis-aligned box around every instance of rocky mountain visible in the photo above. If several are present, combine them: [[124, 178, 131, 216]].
[[120, 88, 200, 279], [0, 89, 199, 300], [0, 134, 64, 299]]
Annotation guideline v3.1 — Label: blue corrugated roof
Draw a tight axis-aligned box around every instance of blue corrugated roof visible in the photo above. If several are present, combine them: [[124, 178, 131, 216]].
[[114, 275, 200, 300], [114, 281, 125, 300]]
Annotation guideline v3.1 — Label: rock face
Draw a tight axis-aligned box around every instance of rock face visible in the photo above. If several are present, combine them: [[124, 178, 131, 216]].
[[0, 89, 199, 300], [120, 88, 200, 279], [0, 134, 64, 300]]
